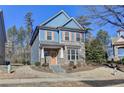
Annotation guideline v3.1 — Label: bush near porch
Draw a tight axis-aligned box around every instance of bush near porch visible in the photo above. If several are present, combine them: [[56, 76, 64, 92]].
[[62, 62, 100, 73], [31, 65, 53, 73]]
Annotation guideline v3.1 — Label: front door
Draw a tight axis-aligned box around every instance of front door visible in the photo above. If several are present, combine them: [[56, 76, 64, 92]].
[[50, 50, 57, 65]]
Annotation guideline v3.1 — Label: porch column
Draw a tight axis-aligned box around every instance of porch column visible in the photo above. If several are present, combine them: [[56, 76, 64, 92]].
[[114, 46, 119, 61], [41, 47, 44, 58], [60, 47, 64, 58]]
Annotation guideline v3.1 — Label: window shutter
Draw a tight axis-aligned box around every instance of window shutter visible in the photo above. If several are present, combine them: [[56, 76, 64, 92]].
[[45, 31, 47, 40], [52, 32, 54, 40]]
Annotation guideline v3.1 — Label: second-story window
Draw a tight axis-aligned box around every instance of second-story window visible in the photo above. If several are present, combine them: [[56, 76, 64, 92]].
[[47, 31, 52, 40], [65, 32, 69, 41], [76, 33, 80, 41]]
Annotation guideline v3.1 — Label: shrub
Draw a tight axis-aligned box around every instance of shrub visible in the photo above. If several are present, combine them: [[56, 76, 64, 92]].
[[69, 61, 78, 69], [22, 59, 26, 65], [69, 61, 75, 67], [73, 65, 77, 69], [42, 63, 49, 67], [26, 60, 31, 65], [86, 39, 107, 64], [121, 58, 124, 65], [76, 62, 81, 67], [35, 62, 41, 66]]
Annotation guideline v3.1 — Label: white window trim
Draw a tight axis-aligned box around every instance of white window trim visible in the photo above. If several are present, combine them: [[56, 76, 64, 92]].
[[76, 33, 81, 42], [67, 49, 79, 61], [46, 31, 52, 41]]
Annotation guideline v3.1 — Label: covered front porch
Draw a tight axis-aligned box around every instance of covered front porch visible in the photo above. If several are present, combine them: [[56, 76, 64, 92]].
[[113, 42, 124, 61], [113, 46, 124, 61], [39, 43, 65, 65]]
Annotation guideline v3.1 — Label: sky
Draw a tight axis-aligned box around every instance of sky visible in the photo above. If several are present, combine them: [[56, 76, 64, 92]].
[[0, 5, 119, 37]]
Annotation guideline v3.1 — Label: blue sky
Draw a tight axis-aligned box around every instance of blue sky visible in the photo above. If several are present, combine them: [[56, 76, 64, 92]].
[[0, 5, 119, 37]]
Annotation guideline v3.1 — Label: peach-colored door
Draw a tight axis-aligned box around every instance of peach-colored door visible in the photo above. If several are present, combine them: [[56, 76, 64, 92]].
[[50, 51, 57, 65]]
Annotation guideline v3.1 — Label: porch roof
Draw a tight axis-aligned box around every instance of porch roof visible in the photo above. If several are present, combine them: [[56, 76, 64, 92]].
[[113, 42, 124, 46], [39, 41, 64, 48], [112, 36, 124, 46]]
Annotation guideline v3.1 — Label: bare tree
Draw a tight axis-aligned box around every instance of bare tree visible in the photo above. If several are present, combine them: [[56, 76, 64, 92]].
[[89, 5, 124, 29]]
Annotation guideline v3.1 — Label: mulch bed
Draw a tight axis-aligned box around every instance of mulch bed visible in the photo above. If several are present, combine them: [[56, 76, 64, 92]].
[[62, 63, 101, 73], [30, 65, 53, 73], [118, 65, 124, 72]]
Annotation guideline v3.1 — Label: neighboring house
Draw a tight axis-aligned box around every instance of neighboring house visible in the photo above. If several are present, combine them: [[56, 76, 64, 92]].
[[30, 10, 85, 66], [0, 10, 6, 64], [110, 29, 124, 61]]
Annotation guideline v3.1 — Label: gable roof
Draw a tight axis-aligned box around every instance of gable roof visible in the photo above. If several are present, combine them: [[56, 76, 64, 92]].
[[112, 36, 124, 45], [62, 17, 84, 30], [117, 36, 124, 42], [40, 10, 70, 27], [30, 10, 85, 46]]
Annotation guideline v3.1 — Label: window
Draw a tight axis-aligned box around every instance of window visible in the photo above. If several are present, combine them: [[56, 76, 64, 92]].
[[44, 51, 49, 56], [76, 33, 80, 41], [47, 31, 52, 40], [65, 32, 69, 41], [118, 48, 124, 57], [76, 49, 78, 60], [71, 49, 75, 60], [68, 50, 71, 60], [81, 33, 84, 42], [67, 49, 79, 60]]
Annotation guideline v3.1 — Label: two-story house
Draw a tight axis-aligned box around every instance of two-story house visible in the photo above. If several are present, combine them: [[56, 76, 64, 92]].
[[0, 10, 6, 64], [30, 10, 85, 66]]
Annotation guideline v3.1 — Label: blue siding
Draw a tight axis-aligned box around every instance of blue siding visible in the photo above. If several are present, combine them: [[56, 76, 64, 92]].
[[45, 13, 69, 27], [31, 35, 39, 64], [39, 30, 59, 42], [39, 30, 45, 41], [39, 30, 84, 43], [54, 31, 59, 42], [63, 19, 81, 29], [59, 31, 62, 42]]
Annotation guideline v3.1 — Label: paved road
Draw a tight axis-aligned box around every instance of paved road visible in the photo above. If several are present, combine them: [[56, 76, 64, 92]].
[[0, 78, 124, 87]]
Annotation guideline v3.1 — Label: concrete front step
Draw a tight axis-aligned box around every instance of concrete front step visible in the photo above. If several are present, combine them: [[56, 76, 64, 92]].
[[50, 65, 65, 73]]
